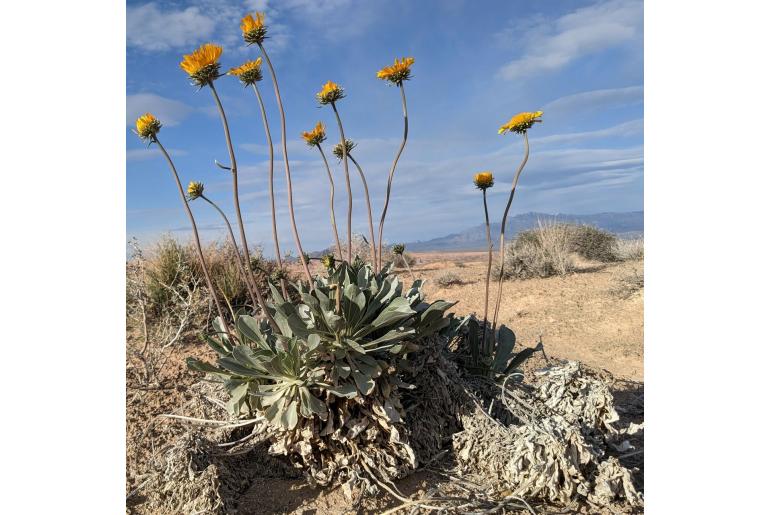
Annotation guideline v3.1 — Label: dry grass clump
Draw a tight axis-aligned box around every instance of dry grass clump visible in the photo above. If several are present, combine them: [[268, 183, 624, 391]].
[[495, 221, 576, 280], [615, 238, 644, 261], [435, 271, 463, 287]]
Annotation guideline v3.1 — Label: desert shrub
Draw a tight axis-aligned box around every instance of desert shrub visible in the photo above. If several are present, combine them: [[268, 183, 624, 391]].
[[436, 272, 463, 287], [569, 224, 618, 262], [497, 221, 575, 279], [615, 238, 644, 261], [188, 261, 457, 486], [143, 236, 196, 315]]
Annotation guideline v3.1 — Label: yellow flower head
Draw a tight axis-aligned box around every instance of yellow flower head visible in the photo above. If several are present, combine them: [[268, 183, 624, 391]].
[[332, 139, 356, 160], [135, 113, 161, 140], [376, 57, 415, 84], [241, 12, 267, 45], [228, 58, 263, 85], [321, 253, 336, 270], [301, 122, 326, 146], [180, 43, 223, 86], [473, 172, 494, 190], [498, 111, 543, 135], [187, 181, 204, 200], [316, 81, 344, 105]]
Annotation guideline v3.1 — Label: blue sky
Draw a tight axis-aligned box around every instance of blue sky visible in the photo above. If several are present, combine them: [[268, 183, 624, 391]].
[[127, 0, 643, 256]]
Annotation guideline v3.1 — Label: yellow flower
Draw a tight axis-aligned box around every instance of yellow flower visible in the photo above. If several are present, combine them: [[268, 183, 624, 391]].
[[321, 253, 336, 270], [301, 122, 327, 146], [376, 57, 415, 84], [316, 81, 344, 105], [135, 113, 161, 140], [187, 181, 204, 200], [180, 43, 223, 86], [498, 111, 543, 135], [228, 58, 263, 85], [473, 172, 494, 190], [241, 12, 267, 44]]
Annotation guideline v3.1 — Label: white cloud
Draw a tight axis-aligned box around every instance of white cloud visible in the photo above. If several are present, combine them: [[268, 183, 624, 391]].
[[127, 3, 216, 51], [497, 0, 642, 80], [127, 93, 194, 127], [531, 119, 643, 146], [544, 85, 643, 114], [127, 148, 188, 161]]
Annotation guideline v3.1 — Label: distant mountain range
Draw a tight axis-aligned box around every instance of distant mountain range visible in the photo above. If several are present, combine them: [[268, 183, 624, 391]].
[[405, 211, 643, 252]]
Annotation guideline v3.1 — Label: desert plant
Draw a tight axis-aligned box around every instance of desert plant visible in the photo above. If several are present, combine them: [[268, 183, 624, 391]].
[[187, 262, 456, 484], [491, 111, 543, 341], [570, 224, 618, 262], [376, 57, 415, 271], [391, 243, 415, 282], [142, 236, 194, 314], [615, 238, 644, 261], [460, 317, 542, 378], [474, 171, 495, 353], [435, 272, 463, 287], [496, 223, 576, 280]]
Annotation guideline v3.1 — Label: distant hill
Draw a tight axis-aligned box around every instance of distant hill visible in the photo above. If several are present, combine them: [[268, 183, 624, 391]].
[[405, 211, 643, 252]]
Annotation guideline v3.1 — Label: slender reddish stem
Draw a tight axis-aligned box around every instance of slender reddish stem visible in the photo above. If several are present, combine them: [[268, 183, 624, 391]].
[[154, 137, 232, 339], [258, 43, 314, 285], [251, 83, 289, 299], [491, 132, 530, 343], [331, 102, 353, 263], [349, 154, 377, 265], [377, 83, 408, 271], [316, 144, 344, 262]]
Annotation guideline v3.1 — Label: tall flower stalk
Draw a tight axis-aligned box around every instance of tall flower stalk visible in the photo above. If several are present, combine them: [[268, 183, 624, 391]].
[[228, 58, 289, 298], [317, 81, 353, 263], [473, 172, 495, 354], [375, 57, 414, 271], [334, 140, 377, 266], [180, 43, 276, 322], [490, 111, 543, 341], [188, 182, 279, 331], [303, 122, 343, 261], [241, 12, 314, 284], [391, 243, 415, 283], [134, 113, 231, 338]]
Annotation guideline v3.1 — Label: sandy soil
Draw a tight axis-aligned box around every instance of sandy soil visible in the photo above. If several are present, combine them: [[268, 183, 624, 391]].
[[399, 251, 643, 381], [126, 251, 644, 513]]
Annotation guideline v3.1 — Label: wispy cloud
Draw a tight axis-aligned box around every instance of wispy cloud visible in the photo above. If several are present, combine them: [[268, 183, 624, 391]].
[[496, 0, 642, 80], [543, 85, 643, 115], [127, 147, 188, 161], [126, 93, 193, 126], [127, 3, 216, 51], [531, 119, 643, 146]]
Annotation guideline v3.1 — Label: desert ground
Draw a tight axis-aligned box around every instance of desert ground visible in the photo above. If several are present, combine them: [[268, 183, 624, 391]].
[[399, 251, 643, 381], [126, 249, 644, 513]]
